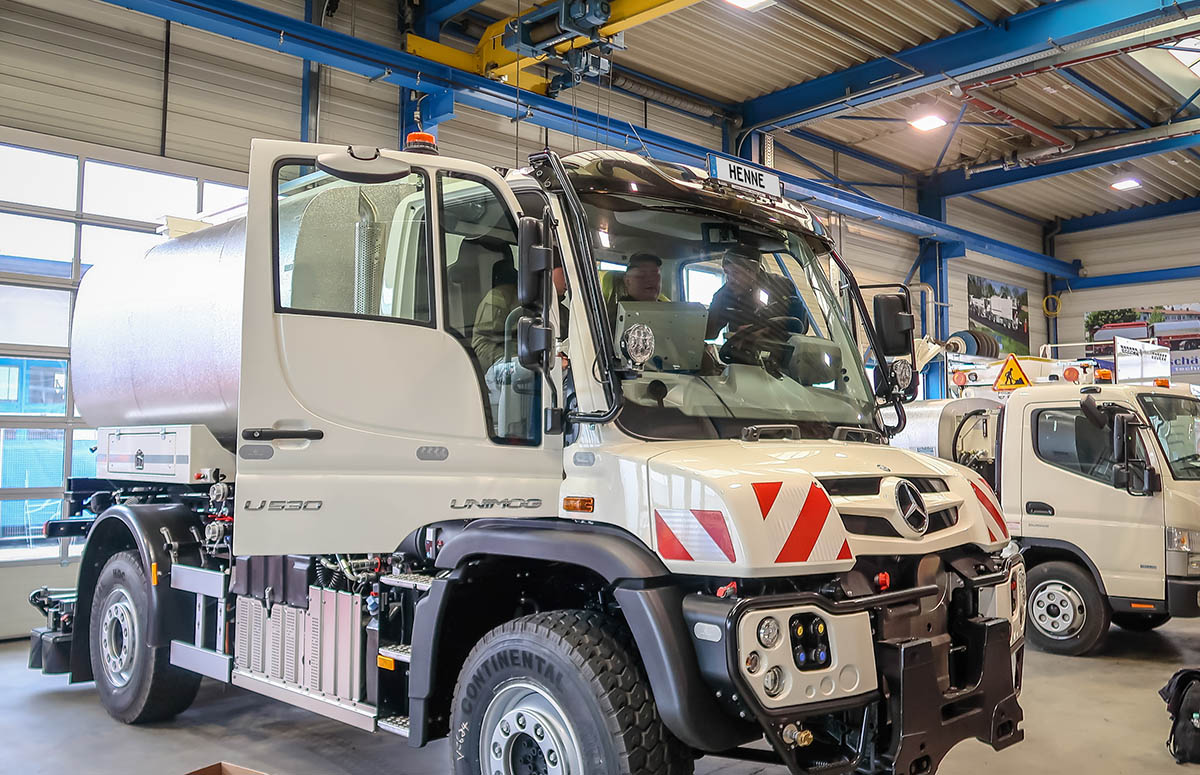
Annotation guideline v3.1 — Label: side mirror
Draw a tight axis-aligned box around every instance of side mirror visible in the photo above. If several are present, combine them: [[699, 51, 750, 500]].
[[872, 292, 915, 358], [1111, 412, 1160, 495], [517, 210, 555, 310]]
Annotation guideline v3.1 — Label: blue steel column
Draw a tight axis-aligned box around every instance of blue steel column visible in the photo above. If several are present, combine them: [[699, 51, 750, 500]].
[[300, 0, 315, 141], [917, 185, 951, 398]]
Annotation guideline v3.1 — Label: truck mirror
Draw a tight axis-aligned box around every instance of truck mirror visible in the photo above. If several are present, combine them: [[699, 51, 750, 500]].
[[517, 212, 554, 310], [517, 316, 553, 372], [1111, 412, 1136, 465], [1111, 412, 1160, 496], [871, 292, 915, 358]]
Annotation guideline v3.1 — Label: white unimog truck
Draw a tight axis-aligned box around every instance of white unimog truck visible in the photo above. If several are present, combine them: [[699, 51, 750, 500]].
[[27, 137, 1026, 775], [895, 372, 1200, 656]]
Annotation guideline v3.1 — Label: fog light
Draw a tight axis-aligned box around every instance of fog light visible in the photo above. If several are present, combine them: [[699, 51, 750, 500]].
[[762, 666, 785, 697], [758, 617, 782, 649], [745, 651, 761, 674]]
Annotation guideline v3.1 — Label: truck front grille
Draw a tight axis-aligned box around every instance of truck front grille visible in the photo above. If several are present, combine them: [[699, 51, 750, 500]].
[[820, 476, 948, 496], [841, 507, 958, 538]]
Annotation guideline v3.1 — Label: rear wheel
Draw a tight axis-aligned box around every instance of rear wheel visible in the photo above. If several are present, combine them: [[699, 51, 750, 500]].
[[1112, 612, 1171, 632], [89, 550, 201, 723], [1026, 561, 1110, 656], [450, 610, 693, 775]]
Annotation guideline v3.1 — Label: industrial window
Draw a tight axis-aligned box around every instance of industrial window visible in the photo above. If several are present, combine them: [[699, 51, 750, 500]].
[[1033, 408, 1137, 484], [438, 173, 540, 447], [274, 163, 433, 325], [0, 132, 246, 562]]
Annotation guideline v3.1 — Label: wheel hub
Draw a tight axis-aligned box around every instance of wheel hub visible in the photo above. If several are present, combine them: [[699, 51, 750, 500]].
[[99, 589, 138, 688], [482, 682, 580, 775], [1030, 580, 1086, 640]]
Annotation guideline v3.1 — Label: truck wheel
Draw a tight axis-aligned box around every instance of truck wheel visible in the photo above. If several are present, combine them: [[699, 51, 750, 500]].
[[89, 550, 201, 723], [1026, 561, 1110, 656], [450, 609, 693, 775], [1112, 612, 1171, 632]]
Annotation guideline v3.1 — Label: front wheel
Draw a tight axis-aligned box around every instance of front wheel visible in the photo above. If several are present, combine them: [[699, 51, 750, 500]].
[[89, 550, 201, 723], [1025, 561, 1110, 656], [1112, 612, 1171, 632], [450, 610, 692, 775]]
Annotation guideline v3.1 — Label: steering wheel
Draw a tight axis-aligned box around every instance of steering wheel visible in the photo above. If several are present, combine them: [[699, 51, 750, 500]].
[[718, 316, 805, 368]]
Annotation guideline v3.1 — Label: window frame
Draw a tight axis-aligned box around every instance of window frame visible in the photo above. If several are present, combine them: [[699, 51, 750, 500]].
[[270, 158, 436, 329], [435, 170, 541, 448], [1031, 406, 1125, 485]]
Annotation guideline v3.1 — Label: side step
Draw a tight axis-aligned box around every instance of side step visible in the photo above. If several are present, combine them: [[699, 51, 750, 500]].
[[379, 572, 435, 592], [378, 643, 412, 664], [378, 714, 411, 737]]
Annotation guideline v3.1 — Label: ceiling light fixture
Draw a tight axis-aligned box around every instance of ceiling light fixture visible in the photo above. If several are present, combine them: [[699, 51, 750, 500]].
[[907, 101, 947, 131], [1110, 178, 1141, 191], [722, 0, 776, 11]]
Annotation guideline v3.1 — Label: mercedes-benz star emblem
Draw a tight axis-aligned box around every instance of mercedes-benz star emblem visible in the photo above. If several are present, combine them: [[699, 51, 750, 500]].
[[895, 479, 929, 536]]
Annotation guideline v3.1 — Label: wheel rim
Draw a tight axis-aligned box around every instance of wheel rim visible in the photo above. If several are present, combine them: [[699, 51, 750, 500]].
[[1029, 580, 1086, 640], [99, 588, 139, 688], [480, 681, 583, 775]]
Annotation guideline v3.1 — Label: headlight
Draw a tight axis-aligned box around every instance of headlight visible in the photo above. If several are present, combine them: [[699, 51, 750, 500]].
[[762, 666, 785, 697], [757, 617, 782, 649], [1167, 527, 1200, 552]]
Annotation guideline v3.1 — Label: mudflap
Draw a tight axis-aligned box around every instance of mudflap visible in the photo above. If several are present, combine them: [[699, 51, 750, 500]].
[[878, 616, 1023, 775], [29, 627, 73, 675]]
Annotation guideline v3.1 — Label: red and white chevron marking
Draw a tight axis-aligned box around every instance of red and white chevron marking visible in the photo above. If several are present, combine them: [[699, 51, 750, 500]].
[[654, 508, 736, 563], [970, 481, 1009, 542], [754, 481, 852, 564]]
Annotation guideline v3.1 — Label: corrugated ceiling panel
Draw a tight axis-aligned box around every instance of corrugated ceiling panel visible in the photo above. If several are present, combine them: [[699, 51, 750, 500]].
[[166, 24, 303, 170], [0, 0, 165, 154], [774, 134, 912, 212], [316, 68, 400, 148]]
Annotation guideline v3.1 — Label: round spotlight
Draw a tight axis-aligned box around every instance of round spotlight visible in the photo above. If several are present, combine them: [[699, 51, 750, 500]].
[[757, 617, 782, 649], [745, 651, 762, 675]]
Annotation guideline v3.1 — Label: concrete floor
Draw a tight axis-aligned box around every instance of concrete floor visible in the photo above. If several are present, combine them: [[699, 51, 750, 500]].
[[6, 620, 1195, 775]]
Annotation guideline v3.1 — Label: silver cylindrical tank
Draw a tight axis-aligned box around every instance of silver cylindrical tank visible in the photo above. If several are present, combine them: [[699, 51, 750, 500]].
[[71, 219, 246, 443], [889, 397, 1001, 460]]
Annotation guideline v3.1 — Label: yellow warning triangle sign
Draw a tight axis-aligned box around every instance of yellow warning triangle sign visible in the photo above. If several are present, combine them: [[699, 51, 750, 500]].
[[993, 353, 1032, 391]]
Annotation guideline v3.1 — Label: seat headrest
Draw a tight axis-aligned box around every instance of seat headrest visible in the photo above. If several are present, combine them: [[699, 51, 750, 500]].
[[449, 237, 510, 283]]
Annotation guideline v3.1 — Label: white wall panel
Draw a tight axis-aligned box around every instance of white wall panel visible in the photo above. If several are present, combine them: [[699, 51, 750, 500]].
[[166, 25, 303, 170], [1, 0, 165, 154], [1056, 213, 1200, 348]]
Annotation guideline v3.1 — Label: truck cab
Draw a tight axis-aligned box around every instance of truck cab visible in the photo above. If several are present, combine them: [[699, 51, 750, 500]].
[[29, 138, 1025, 775], [898, 380, 1200, 655]]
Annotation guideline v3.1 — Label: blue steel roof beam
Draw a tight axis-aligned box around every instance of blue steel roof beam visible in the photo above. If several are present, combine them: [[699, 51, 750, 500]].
[[1053, 264, 1200, 292], [934, 127, 1200, 197], [773, 143, 874, 199], [943, 0, 995, 29], [1058, 195, 1200, 233], [104, 0, 1073, 276], [1056, 68, 1150, 128], [739, 0, 1200, 133]]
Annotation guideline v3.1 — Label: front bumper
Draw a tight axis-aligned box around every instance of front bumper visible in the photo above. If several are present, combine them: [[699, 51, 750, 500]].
[[684, 562, 1024, 774], [1167, 576, 1200, 617]]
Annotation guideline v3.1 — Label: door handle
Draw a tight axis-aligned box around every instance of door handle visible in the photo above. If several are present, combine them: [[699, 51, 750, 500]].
[[241, 428, 324, 441], [1025, 501, 1054, 516]]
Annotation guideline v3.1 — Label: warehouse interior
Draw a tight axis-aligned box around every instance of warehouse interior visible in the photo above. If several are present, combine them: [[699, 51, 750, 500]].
[[7, 0, 1200, 772]]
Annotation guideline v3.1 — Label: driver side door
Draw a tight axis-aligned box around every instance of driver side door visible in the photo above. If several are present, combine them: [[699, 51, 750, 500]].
[[233, 140, 562, 556]]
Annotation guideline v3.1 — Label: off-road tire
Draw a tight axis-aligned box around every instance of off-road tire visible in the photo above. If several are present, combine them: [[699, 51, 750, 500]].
[[449, 609, 693, 775], [89, 550, 202, 723], [1112, 612, 1171, 632], [1026, 561, 1110, 656]]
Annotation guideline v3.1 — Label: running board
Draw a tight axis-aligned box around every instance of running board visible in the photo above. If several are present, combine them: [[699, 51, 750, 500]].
[[378, 714, 411, 737], [231, 669, 377, 732], [379, 572, 434, 592]]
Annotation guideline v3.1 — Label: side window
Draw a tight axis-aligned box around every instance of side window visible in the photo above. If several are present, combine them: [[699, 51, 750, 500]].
[[1034, 408, 1126, 482], [439, 173, 539, 446], [274, 163, 432, 324]]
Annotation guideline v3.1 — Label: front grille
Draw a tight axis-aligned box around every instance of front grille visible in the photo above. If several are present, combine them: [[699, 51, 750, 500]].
[[841, 507, 958, 538], [819, 476, 947, 496]]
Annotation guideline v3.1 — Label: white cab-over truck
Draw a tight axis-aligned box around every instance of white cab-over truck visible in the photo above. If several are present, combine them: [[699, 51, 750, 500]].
[[895, 378, 1200, 656], [28, 138, 1025, 775]]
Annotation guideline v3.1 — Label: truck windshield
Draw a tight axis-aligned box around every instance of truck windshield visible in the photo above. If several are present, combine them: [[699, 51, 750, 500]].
[[1139, 394, 1200, 480], [580, 193, 875, 440]]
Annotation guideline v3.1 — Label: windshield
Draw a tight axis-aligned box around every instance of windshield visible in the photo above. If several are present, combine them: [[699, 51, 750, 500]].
[[1139, 394, 1200, 480], [580, 192, 875, 440]]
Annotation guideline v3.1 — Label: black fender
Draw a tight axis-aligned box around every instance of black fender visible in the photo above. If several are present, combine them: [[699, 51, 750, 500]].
[[1018, 537, 1108, 596], [69, 504, 203, 683], [408, 518, 758, 753]]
